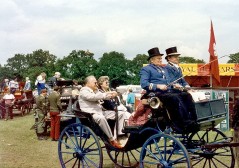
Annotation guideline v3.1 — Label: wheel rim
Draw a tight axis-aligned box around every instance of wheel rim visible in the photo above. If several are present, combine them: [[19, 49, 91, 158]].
[[189, 129, 235, 168], [140, 133, 191, 168], [58, 123, 103, 168]]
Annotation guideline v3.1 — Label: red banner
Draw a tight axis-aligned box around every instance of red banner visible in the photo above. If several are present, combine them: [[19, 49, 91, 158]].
[[208, 20, 221, 86]]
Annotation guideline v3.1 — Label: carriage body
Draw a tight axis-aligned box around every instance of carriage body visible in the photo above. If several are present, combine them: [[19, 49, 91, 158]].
[[57, 93, 235, 168], [12, 90, 34, 116], [0, 90, 34, 117]]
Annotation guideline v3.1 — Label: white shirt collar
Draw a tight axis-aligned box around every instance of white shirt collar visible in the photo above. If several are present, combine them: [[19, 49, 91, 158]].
[[169, 62, 179, 68]]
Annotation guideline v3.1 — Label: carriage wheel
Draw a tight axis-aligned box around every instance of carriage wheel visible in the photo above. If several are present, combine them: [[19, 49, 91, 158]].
[[25, 103, 30, 114], [140, 133, 191, 168], [106, 145, 140, 168], [58, 123, 103, 168], [27, 102, 33, 114], [188, 128, 235, 168], [20, 105, 26, 116], [29, 102, 33, 111]]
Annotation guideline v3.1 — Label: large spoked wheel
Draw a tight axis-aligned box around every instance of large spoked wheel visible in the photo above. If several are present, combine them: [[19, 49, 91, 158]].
[[140, 133, 191, 168], [188, 128, 235, 168], [106, 146, 141, 168], [58, 123, 103, 168]]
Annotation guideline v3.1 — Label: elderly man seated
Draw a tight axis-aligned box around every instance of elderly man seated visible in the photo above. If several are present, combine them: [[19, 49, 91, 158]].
[[78, 75, 129, 148]]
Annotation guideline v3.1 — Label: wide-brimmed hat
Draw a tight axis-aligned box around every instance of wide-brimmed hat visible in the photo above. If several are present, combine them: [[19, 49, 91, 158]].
[[165, 47, 180, 60], [147, 47, 164, 61]]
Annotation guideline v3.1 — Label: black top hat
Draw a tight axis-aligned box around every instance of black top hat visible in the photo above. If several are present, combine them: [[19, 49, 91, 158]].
[[165, 47, 180, 59], [147, 47, 164, 61]]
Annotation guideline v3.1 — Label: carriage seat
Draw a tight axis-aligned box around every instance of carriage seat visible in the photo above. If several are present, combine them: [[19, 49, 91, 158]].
[[72, 100, 116, 133], [72, 100, 93, 119]]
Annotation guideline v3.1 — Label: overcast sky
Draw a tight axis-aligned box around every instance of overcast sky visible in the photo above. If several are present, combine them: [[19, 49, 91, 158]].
[[0, 0, 238, 65]]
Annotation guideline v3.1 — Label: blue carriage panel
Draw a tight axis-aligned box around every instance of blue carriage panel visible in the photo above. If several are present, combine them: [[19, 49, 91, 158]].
[[195, 98, 226, 121], [210, 99, 227, 116], [195, 101, 212, 120], [195, 99, 227, 130]]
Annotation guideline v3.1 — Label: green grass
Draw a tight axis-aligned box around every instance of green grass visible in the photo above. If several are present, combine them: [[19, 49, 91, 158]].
[[0, 111, 237, 168], [0, 112, 116, 168]]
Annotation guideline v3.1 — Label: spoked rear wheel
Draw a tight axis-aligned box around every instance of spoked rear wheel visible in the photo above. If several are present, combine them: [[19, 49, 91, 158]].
[[58, 123, 103, 168], [106, 146, 141, 168], [188, 128, 235, 168], [140, 133, 191, 168]]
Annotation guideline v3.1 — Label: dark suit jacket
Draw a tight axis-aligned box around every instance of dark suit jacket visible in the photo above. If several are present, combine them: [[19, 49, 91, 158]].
[[165, 63, 189, 87], [140, 64, 169, 93]]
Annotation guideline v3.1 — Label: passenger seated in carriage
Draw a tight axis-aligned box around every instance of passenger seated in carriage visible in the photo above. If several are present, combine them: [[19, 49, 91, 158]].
[[78, 76, 130, 148], [140, 47, 198, 133], [9, 77, 19, 94], [164, 47, 191, 89], [97, 76, 130, 113]]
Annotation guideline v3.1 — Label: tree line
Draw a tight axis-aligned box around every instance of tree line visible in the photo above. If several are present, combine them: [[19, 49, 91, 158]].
[[0, 49, 238, 88]]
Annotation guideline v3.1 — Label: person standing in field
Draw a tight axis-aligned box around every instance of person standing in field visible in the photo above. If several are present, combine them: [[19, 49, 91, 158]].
[[2, 88, 15, 120], [126, 89, 135, 113], [35, 72, 46, 95], [23, 77, 31, 91], [35, 89, 48, 140], [48, 86, 62, 141]]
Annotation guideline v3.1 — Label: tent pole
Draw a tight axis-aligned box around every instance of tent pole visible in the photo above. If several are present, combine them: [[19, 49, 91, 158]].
[[210, 75, 212, 87]]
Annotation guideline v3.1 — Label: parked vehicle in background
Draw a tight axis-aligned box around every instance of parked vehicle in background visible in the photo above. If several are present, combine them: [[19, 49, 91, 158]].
[[116, 85, 142, 105]]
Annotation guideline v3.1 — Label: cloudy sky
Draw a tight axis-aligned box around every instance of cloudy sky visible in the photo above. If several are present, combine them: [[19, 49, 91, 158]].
[[0, 0, 238, 65]]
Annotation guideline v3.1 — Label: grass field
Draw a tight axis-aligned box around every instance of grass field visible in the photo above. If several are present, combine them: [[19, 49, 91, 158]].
[[0, 112, 114, 168], [0, 111, 237, 168]]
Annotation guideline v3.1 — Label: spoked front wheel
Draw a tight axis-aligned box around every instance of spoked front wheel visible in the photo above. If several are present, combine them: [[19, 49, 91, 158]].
[[188, 128, 235, 168], [58, 123, 103, 168], [140, 133, 191, 168]]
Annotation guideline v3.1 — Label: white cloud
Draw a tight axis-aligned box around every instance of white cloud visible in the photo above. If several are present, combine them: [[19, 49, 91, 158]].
[[0, 0, 238, 65]]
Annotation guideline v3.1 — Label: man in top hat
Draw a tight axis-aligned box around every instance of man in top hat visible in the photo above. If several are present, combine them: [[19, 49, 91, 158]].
[[140, 47, 169, 92], [165, 46, 190, 88], [139, 47, 198, 134]]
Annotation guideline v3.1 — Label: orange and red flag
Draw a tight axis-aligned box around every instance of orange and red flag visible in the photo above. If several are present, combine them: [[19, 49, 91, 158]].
[[208, 20, 221, 86]]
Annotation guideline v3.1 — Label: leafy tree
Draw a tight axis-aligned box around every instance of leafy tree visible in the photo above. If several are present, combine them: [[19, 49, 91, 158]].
[[227, 52, 239, 63], [55, 50, 98, 81], [127, 54, 148, 84], [179, 56, 205, 63], [96, 51, 129, 88], [25, 49, 57, 76], [0, 66, 13, 82], [5, 54, 28, 79]]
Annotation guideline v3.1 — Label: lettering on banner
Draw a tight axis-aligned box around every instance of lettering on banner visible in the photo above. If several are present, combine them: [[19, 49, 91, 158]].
[[220, 64, 235, 76], [180, 64, 197, 76], [221, 66, 234, 72]]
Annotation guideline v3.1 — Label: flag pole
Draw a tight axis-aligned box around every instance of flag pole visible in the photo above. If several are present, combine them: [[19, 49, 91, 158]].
[[210, 75, 212, 87]]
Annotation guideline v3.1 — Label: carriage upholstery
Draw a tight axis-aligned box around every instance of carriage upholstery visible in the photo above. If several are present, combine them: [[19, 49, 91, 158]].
[[72, 100, 116, 138]]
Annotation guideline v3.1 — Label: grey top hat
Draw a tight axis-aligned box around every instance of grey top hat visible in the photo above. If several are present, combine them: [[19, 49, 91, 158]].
[[147, 47, 164, 61]]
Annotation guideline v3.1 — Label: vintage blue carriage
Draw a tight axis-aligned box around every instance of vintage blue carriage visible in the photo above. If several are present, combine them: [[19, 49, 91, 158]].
[[57, 90, 236, 168]]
